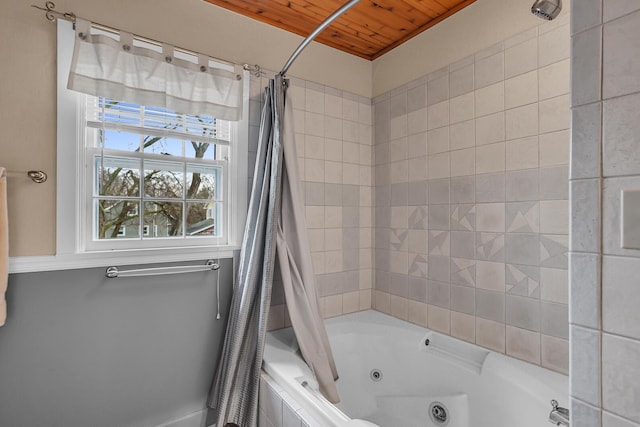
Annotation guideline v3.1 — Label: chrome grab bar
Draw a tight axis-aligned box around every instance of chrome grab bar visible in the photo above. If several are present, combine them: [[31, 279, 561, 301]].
[[105, 259, 219, 278]]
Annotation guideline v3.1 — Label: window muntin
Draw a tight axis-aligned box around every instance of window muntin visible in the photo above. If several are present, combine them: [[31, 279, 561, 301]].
[[85, 96, 230, 248]]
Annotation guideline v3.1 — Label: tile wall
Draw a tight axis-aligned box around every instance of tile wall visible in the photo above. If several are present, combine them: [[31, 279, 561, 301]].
[[247, 73, 375, 330], [373, 17, 571, 373], [570, 1, 640, 426]]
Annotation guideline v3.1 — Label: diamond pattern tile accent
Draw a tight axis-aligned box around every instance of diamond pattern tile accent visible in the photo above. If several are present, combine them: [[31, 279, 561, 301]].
[[506, 264, 540, 298], [540, 234, 568, 269], [476, 232, 505, 261], [451, 257, 476, 286], [390, 228, 408, 251], [409, 254, 428, 278], [507, 201, 540, 232], [451, 204, 476, 231], [408, 206, 428, 229], [429, 230, 450, 255]]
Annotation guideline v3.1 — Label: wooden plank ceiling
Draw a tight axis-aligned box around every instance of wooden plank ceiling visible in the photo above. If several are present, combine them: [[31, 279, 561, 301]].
[[203, 0, 477, 60]]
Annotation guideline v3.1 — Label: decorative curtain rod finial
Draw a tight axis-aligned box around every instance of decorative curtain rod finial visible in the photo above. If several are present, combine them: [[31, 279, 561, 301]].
[[31, 2, 76, 23]]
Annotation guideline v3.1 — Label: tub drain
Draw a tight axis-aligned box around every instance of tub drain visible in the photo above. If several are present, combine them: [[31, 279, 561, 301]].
[[370, 369, 382, 382], [429, 402, 449, 426]]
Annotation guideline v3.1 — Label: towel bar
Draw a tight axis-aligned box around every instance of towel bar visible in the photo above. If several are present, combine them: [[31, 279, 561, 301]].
[[105, 259, 219, 278]]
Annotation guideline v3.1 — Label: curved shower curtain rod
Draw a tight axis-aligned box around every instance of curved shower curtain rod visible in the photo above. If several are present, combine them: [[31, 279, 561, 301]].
[[279, 0, 361, 76]]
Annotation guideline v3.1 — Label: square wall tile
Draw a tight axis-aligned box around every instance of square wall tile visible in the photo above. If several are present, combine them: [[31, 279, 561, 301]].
[[603, 256, 640, 340], [572, 26, 602, 107], [570, 179, 600, 253], [506, 295, 540, 332], [475, 82, 505, 117], [603, 333, 640, 423], [450, 120, 476, 151], [451, 311, 475, 342], [428, 74, 449, 106], [476, 142, 505, 174], [540, 267, 568, 304], [506, 136, 539, 171], [450, 148, 475, 177], [475, 52, 504, 89], [541, 301, 569, 339], [540, 130, 570, 168], [571, 399, 602, 427], [569, 253, 601, 329], [603, 10, 640, 99], [476, 317, 506, 353], [539, 95, 570, 134], [540, 59, 570, 101], [506, 201, 540, 233], [476, 260, 506, 292], [476, 289, 505, 323], [450, 64, 474, 98], [506, 169, 540, 201], [539, 24, 570, 67], [570, 325, 601, 406], [476, 203, 506, 232], [603, 412, 640, 427], [571, 0, 601, 34], [541, 334, 569, 374], [505, 233, 540, 266], [428, 304, 451, 334], [540, 166, 569, 200], [505, 71, 538, 109], [477, 173, 506, 203], [450, 92, 475, 124], [570, 103, 601, 179], [505, 37, 538, 79], [603, 92, 640, 177], [506, 103, 539, 140], [540, 200, 569, 234], [506, 325, 541, 364], [604, 0, 640, 22], [476, 112, 506, 146]]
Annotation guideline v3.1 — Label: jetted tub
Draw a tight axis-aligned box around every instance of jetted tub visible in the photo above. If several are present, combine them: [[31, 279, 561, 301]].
[[262, 310, 568, 427]]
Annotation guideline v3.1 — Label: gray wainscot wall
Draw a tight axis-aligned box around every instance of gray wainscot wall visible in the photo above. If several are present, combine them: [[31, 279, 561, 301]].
[[0, 258, 233, 427]]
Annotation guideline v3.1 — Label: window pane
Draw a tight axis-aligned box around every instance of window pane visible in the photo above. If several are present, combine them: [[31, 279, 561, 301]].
[[99, 99, 141, 126], [186, 202, 218, 236], [96, 157, 140, 197], [144, 161, 183, 198], [186, 165, 218, 200], [143, 136, 183, 156], [97, 200, 140, 239], [185, 141, 215, 159], [144, 201, 183, 237], [102, 130, 141, 152]]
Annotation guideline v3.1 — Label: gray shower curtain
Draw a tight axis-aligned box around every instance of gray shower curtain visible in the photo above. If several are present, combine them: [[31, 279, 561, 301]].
[[209, 74, 339, 427]]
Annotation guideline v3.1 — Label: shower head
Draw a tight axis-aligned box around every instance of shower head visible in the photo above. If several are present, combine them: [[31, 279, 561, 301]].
[[531, 0, 562, 20]]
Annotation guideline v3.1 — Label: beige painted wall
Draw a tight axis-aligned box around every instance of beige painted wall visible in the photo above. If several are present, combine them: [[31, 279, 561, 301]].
[[372, 0, 570, 96], [0, 0, 371, 256]]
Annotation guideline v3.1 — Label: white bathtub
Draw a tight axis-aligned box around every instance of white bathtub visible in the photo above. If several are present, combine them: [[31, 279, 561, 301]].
[[262, 310, 568, 427]]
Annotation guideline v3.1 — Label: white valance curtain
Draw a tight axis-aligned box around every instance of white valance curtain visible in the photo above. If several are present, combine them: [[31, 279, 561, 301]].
[[68, 19, 243, 121]]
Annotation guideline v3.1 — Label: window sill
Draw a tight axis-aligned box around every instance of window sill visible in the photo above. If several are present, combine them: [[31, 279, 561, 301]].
[[8, 245, 240, 274]]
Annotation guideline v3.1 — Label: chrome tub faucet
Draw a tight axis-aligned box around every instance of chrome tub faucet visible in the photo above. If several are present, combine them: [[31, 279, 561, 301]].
[[549, 400, 570, 426]]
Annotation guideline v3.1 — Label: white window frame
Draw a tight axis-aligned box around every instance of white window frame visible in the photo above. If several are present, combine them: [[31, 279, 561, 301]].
[[8, 20, 247, 272], [81, 98, 231, 251]]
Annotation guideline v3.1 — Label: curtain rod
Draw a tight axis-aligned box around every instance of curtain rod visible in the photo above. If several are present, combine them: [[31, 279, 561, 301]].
[[31, 2, 262, 75], [279, 0, 361, 77]]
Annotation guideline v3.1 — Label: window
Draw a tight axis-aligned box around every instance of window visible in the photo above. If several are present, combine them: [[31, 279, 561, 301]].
[[54, 20, 248, 264], [84, 96, 230, 249]]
